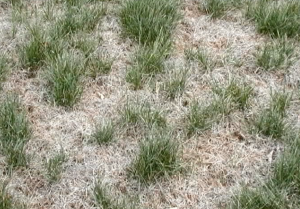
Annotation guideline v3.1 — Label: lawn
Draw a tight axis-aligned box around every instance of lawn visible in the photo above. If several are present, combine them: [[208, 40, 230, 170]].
[[0, 0, 299, 208]]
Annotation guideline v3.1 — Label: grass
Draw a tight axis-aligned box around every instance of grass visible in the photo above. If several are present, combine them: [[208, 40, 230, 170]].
[[186, 96, 232, 136], [212, 79, 253, 110], [163, 69, 187, 100], [93, 181, 136, 209], [0, 181, 26, 209], [47, 52, 84, 107], [20, 24, 47, 73], [228, 184, 289, 209], [86, 55, 113, 79], [126, 38, 171, 90], [246, 0, 300, 38], [51, 4, 105, 39], [185, 48, 216, 71], [200, 0, 228, 19], [128, 132, 182, 184], [120, 0, 181, 45], [0, 55, 8, 89], [0, 94, 31, 169], [255, 38, 295, 71], [122, 101, 166, 129], [91, 121, 114, 145], [44, 148, 67, 183], [228, 131, 300, 209], [253, 91, 291, 139], [70, 35, 97, 58]]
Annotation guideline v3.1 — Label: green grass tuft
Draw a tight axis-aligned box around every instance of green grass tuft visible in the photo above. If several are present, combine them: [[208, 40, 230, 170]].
[[212, 79, 253, 110], [44, 148, 67, 184], [0, 94, 31, 169], [0, 55, 9, 89], [255, 38, 295, 71], [186, 97, 232, 136], [253, 91, 291, 139], [47, 52, 84, 107], [185, 48, 216, 71], [91, 121, 114, 145], [126, 38, 171, 90], [128, 132, 182, 184], [120, 0, 181, 45], [200, 0, 228, 19], [246, 0, 300, 38], [86, 55, 113, 79], [93, 181, 136, 209], [163, 69, 187, 100], [0, 181, 26, 209], [122, 101, 166, 129]]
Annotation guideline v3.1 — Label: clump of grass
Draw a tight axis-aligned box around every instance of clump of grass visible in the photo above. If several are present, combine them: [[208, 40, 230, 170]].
[[126, 39, 171, 90], [0, 181, 26, 209], [47, 52, 84, 107], [44, 149, 67, 184], [120, 0, 181, 45], [122, 101, 166, 129], [212, 79, 253, 110], [185, 48, 216, 71], [93, 181, 136, 209], [0, 55, 8, 89], [255, 39, 295, 71], [0, 94, 31, 169], [128, 132, 182, 184], [163, 69, 187, 100], [253, 91, 291, 139], [200, 0, 228, 19], [86, 55, 113, 79], [91, 121, 114, 145], [70, 36, 97, 58], [20, 24, 47, 73], [52, 4, 105, 39], [246, 0, 300, 38], [186, 97, 232, 136], [272, 136, 300, 191], [228, 184, 289, 209]]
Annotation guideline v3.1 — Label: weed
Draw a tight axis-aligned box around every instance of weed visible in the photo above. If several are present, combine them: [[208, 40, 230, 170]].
[[212, 79, 253, 110], [201, 0, 228, 19], [0, 94, 31, 168], [246, 0, 300, 38], [253, 91, 291, 139], [45, 148, 67, 183], [185, 48, 216, 71], [91, 121, 114, 145], [47, 52, 84, 107], [128, 132, 181, 184], [163, 69, 187, 100], [255, 39, 295, 71], [120, 0, 181, 45]]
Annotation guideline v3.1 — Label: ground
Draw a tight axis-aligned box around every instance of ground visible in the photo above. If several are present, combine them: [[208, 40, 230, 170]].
[[0, 0, 299, 208]]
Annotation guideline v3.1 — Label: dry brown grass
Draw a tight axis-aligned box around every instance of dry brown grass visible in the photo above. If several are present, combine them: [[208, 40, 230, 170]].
[[0, 0, 299, 208]]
